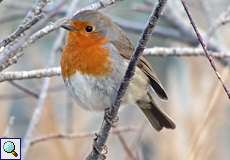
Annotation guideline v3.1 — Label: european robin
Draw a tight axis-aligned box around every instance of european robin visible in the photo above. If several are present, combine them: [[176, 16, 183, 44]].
[[60, 10, 176, 131]]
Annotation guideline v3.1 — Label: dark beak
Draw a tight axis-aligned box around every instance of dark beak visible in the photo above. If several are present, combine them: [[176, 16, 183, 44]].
[[60, 24, 77, 32]]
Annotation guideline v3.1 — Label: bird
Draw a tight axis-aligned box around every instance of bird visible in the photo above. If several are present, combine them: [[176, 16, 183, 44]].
[[60, 10, 176, 131]]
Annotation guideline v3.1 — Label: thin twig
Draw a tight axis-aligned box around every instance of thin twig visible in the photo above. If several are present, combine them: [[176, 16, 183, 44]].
[[129, 121, 148, 152], [3, 0, 50, 54], [3, 1, 66, 16], [21, 0, 50, 26], [204, 5, 230, 45], [116, 131, 136, 160], [0, 84, 64, 100], [181, 0, 230, 99], [2, 116, 15, 138], [0, 13, 45, 49], [30, 126, 138, 145], [0, 0, 68, 71], [136, 146, 144, 160], [9, 81, 39, 99], [123, 120, 148, 160], [115, 18, 182, 41], [0, 67, 61, 82], [164, 1, 220, 52], [86, 0, 167, 159], [143, 47, 230, 57]]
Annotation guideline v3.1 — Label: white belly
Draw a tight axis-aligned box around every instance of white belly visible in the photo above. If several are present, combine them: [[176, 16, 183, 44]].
[[63, 62, 149, 111]]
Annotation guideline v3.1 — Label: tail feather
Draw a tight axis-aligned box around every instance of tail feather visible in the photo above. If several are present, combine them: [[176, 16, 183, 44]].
[[138, 93, 176, 131]]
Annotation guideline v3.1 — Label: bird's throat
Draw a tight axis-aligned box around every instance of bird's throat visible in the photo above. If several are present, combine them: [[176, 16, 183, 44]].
[[61, 31, 113, 79]]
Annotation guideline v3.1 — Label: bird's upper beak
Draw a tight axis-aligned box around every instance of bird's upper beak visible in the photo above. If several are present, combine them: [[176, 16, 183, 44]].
[[60, 24, 77, 32]]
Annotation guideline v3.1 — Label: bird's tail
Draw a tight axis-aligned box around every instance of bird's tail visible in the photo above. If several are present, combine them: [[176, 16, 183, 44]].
[[137, 93, 176, 131]]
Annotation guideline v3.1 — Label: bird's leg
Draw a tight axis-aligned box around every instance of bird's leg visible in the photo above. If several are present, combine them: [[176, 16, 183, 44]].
[[104, 108, 119, 127]]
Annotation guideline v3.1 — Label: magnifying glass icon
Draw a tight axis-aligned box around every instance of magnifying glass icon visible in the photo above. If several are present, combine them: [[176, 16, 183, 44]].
[[3, 141, 18, 157]]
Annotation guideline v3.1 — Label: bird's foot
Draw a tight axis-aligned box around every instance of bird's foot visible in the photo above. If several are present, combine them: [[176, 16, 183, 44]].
[[104, 108, 119, 127], [93, 133, 108, 157]]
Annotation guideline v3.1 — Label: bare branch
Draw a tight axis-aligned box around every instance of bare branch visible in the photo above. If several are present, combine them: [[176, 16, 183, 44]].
[[136, 147, 145, 160], [9, 81, 39, 99], [3, 0, 50, 54], [86, 0, 167, 159], [0, 13, 45, 50], [181, 0, 230, 99], [116, 130, 136, 160], [30, 126, 138, 145], [21, 0, 50, 26], [143, 47, 230, 57], [0, 0, 68, 71], [2, 116, 15, 138], [0, 54, 19, 71], [204, 5, 230, 45], [21, 78, 51, 160], [0, 67, 61, 82], [123, 120, 148, 160], [115, 18, 182, 41], [0, 84, 64, 100]]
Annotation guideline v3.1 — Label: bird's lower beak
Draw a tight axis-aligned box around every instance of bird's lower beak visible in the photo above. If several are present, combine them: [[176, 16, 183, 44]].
[[60, 24, 77, 32]]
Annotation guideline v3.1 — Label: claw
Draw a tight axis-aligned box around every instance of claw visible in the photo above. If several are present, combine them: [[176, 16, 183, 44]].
[[92, 133, 108, 156], [102, 145, 108, 154], [104, 108, 119, 127], [93, 134, 100, 153]]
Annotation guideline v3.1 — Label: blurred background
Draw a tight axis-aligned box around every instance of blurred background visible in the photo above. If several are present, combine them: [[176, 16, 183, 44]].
[[0, 0, 230, 160]]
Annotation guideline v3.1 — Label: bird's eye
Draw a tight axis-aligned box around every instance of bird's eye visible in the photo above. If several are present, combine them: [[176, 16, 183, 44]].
[[85, 26, 93, 32]]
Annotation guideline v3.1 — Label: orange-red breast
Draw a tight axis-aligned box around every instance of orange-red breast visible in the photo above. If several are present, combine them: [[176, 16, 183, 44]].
[[60, 10, 176, 131]]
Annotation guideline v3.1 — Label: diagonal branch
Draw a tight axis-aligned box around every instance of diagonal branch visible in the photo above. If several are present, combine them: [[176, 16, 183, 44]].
[[0, 13, 45, 50], [2, 116, 15, 138], [181, 0, 230, 99], [0, 0, 68, 71], [85, 0, 168, 159], [2, 0, 50, 55], [204, 5, 230, 45], [9, 81, 39, 99]]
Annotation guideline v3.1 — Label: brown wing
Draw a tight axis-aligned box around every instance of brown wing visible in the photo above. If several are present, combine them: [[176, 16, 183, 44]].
[[110, 32, 168, 100], [138, 92, 175, 131]]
